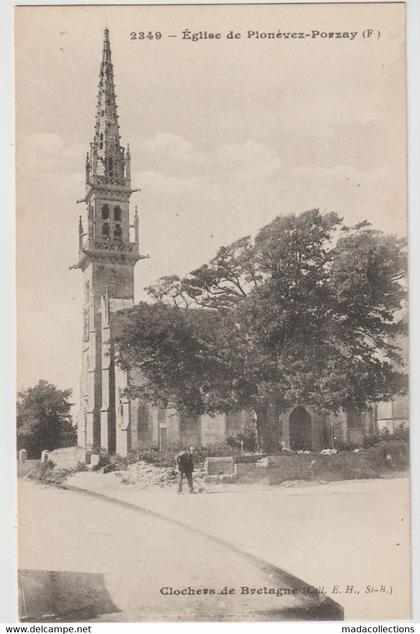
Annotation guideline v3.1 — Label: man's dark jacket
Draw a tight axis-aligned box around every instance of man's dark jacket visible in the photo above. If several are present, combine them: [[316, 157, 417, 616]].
[[175, 450, 194, 474]]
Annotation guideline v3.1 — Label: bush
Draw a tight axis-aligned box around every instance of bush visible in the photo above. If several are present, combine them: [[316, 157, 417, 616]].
[[363, 435, 380, 449], [128, 448, 178, 468], [225, 424, 257, 452], [376, 439, 409, 470], [17, 459, 45, 480], [17, 456, 89, 484], [334, 440, 359, 451], [207, 446, 234, 457], [126, 446, 224, 467], [17, 458, 63, 483], [379, 424, 409, 442], [95, 449, 111, 470]]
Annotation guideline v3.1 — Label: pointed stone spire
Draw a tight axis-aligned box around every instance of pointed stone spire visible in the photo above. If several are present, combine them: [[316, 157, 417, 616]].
[[92, 28, 124, 180], [126, 143, 131, 180]]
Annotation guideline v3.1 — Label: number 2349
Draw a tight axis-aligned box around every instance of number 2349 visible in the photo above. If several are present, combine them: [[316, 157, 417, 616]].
[[130, 32, 162, 40]]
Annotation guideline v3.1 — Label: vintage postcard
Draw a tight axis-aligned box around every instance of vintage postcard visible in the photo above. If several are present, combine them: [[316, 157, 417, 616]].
[[15, 2, 410, 622]]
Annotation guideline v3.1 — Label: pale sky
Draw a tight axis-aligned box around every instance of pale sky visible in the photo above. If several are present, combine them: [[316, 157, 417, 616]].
[[15, 3, 406, 412]]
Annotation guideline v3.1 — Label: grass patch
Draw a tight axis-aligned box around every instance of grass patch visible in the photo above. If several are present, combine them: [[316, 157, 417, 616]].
[[17, 458, 87, 485]]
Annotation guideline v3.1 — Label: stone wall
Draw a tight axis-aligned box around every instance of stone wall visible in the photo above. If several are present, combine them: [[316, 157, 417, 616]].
[[132, 400, 154, 449], [200, 414, 226, 448], [179, 414, 201, 448], [164, 408, 181, 448], [225, 411, 253, 438], [264, 444, 408, 485]]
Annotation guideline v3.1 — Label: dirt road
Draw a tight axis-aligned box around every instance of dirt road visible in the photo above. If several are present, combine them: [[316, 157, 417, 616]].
[[68, 473, 411, 620], [18, 480, 341, 622]]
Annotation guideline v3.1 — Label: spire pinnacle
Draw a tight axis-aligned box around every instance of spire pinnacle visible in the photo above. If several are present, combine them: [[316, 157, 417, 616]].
[[133, 205, 139, 242], [78, 216, 84, 250], [87, 28, 127, 183], [102, 27, 111, 64]]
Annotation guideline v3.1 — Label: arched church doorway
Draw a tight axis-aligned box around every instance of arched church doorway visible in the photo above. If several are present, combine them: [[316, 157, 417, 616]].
[[289, 406, 312, 450]]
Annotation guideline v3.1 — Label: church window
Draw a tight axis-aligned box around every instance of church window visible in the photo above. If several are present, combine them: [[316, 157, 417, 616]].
[[114, 206, 121, 221], [102, 223, 110, 238], [99, 133, 103, 150], [101, 110, 104, 117], [101, 205, 109, 219], [114, 224, 122, 240], [108, 157, 113, 176]]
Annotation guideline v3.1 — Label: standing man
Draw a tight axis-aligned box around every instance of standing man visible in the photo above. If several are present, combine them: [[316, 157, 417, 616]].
[[175, 446, 195, 494]]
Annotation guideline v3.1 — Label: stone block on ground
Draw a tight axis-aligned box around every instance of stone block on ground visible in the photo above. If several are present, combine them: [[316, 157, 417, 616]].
[[48, 447, 87, 470], [218, 474, 238, 483], [205, 456, 234, 475], [202, 475, 221, 484], [87, 454, 100, 469], [202, 473, 238, 484], [234, 462, 267, 482]]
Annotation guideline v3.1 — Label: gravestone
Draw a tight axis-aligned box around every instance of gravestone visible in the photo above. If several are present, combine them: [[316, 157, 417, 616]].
[[205, 456, 234, 475], [40, 450, 49, 463], [19, 449, 27, 463], [89, 454, 100, 469]]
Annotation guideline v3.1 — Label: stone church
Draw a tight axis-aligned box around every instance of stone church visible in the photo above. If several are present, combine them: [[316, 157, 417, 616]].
[[75, 30, 408, 457]]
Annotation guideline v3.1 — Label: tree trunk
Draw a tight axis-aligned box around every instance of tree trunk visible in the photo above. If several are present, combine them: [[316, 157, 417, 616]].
[[255, 415, 263, 453], [255, 399, 280, 453]]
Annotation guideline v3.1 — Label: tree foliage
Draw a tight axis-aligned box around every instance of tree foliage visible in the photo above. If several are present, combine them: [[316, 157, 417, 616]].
[[116, 209, 407, 451], [17, 380, 76, 458]]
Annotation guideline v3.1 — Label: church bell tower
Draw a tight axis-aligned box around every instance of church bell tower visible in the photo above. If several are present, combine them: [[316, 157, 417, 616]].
[[75, 28, 141, 452]]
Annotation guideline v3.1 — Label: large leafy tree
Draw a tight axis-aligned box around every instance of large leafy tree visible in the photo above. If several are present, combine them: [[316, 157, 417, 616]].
[[116, 209, 407, 451], [17, 380, 76, 458]]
